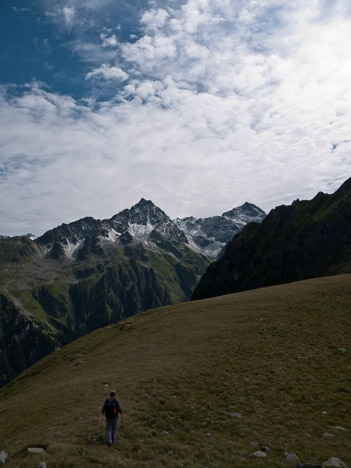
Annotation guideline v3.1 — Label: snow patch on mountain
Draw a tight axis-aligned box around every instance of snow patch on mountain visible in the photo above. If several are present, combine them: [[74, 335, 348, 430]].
[[128, 222, 155, 240], [174, 203, 266, 259], [103, 228, 120, 242], [63, 239, 85, 258]]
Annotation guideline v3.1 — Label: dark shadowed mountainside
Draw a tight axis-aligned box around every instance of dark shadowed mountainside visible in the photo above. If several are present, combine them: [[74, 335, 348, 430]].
[[193, 177, 351, 300]]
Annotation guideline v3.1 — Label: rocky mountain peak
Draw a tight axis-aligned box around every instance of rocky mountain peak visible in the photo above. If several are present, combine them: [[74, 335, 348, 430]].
[[175, 203, 266, 258], [222, 202, 266, 221], [127, 198, 170, 226], [33, 199, 266, 261]]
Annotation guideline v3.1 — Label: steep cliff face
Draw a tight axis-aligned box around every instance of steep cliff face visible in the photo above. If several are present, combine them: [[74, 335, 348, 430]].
[[0, 294, 56, 387], [193, 178, 351, 300]]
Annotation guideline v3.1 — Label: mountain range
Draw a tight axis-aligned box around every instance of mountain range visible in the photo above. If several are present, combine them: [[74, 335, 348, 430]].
[[193, 177, 351, 300], [0, 199, 265, 387]]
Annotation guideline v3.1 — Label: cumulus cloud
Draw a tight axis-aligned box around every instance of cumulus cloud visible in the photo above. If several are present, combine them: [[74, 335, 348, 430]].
[[1, 0, 351, 235], [100, 33, 118, 47], [86, 64, 128, 81]]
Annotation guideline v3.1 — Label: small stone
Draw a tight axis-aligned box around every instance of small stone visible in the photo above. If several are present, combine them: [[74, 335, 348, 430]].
[[332, 426, 348, 432], [168, 450, 174, 455], [322, 457, 348, 468], [37, 463, 47, 468], [162, 431, 169, 435], [0, 451, 8, 465], [228, 412, 242, 419], [260, 446, 271, 452], [27, 448, 46, 454], [250, 451, 267, 458], [323, 432, 335, 438], [336, 348, 347, 353], [250, 441, 260, 447], [284, 452, 299, 462], [297, 356, 308, 360], [322, 411, 328, 415]]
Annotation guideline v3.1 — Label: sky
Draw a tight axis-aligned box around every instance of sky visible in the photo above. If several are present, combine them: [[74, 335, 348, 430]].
[[1, 0, 351, 236]]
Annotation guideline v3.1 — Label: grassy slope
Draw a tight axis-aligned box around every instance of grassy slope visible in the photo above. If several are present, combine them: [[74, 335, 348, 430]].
[[1, 275, 351, 467]]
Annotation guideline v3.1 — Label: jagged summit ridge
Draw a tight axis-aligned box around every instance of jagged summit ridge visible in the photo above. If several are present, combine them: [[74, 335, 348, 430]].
[[35, 200, 266, 260], [222, 202, 265, 223], [175, 202, 266, 258]]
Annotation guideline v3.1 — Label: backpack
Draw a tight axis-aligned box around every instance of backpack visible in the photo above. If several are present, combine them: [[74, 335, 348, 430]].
[[105, 398, 118, 419]]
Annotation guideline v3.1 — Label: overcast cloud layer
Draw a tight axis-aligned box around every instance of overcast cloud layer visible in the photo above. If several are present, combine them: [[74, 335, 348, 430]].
[[1, 0, 351, 235]]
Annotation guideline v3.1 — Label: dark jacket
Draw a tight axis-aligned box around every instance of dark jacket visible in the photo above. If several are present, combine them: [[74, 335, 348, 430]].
[[102, 397, 123, 419]]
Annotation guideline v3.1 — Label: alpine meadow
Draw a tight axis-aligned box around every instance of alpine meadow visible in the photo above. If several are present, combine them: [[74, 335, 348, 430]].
[[1, 275, 351, 467]]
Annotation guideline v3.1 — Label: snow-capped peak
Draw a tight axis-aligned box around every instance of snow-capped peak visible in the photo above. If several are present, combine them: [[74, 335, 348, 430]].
[[35, 199, 265, 260]]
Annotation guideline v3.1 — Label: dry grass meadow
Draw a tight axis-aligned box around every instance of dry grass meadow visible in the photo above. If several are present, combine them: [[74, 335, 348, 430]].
[[1, 274, 351, 467]]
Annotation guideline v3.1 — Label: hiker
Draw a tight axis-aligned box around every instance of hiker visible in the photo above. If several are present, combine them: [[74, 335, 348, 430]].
[[101, 390, 123, 447]]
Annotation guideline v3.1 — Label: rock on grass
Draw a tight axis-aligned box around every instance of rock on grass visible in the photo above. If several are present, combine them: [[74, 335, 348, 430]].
[[322, 457, 348, 467], [27, 448, 46, 454], [284, 452, 299, 462], [250, 451, 267, 458], [0, 451, 9, 465]]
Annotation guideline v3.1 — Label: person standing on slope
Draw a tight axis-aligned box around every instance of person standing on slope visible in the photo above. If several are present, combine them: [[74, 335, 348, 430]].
[[101, 390, 123, 447]]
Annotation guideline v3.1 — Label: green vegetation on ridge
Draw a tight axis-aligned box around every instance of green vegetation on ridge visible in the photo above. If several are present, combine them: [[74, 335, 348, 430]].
[[1, 275, 350, 467]]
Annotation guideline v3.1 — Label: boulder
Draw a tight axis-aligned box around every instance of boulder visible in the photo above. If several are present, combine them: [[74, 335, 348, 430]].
[[0, 451, 8, 465], [250, 451, 267, 458], [322, 457, 348, 467], [28, 448, 46, 454], [332, 426, 348, 432], [284, 452, 299, 462]]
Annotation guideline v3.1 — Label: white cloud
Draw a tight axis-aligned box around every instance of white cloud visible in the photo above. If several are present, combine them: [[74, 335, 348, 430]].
[[2, 0, 351, 235], [141, 8, 169, 30], [100, 33, 118, 47], [86, 64, 128, 81], [63, 6, 75, 26]]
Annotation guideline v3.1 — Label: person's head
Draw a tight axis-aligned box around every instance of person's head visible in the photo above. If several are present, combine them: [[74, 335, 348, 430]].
[[110, 390, 116, 397]]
